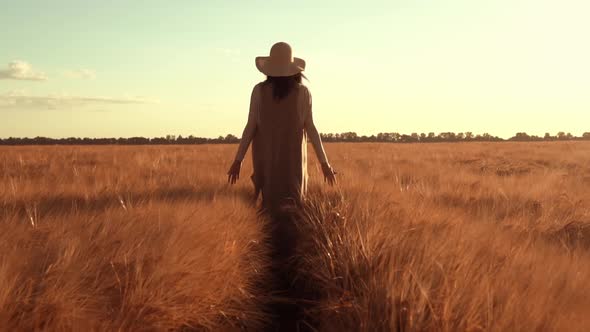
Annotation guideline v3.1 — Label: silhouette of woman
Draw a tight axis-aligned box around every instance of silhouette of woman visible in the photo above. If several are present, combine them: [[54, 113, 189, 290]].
[[228, 42, 336, 330], [227, 42, 336, 213]]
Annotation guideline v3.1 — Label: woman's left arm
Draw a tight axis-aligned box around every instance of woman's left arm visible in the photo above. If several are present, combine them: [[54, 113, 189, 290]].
[[234, 86, 260, 162], [228, 85, 259, 184]]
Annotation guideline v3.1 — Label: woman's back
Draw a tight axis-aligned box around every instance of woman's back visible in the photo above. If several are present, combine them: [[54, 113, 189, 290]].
[[252, 83, 308, 212]]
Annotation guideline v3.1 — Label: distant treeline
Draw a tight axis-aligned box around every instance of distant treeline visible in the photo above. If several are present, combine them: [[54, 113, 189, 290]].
[[320, 131, 590, 143], [1, 132, 589, 145]]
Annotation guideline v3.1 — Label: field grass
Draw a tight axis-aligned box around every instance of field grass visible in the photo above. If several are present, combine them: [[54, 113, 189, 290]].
[[1, 142, 589, 331]]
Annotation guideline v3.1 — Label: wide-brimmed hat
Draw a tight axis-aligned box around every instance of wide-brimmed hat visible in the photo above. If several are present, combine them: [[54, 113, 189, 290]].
[[255, 42, 306, 77]]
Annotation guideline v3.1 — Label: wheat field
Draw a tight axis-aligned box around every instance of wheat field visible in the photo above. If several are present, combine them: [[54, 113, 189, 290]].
[[0, 142, 589, 331]]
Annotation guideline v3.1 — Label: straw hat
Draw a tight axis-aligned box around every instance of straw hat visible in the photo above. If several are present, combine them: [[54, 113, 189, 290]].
[[255, 42, 306, 77]]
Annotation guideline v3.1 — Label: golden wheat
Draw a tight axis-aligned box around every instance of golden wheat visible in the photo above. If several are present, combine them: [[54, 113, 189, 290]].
[[1, 142, 589, 331]]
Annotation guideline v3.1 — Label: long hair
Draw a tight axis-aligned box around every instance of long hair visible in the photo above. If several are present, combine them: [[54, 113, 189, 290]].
[[264, 73, 306, 100]]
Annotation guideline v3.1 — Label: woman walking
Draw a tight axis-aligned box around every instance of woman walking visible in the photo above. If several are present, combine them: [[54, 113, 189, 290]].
[[227, 42, 336, 331], [227, 41, 336, 212]]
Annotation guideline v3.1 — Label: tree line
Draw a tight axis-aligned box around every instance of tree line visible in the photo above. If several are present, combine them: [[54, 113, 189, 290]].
[[0, 132, 589, 145], [320, 131, 590, 143]]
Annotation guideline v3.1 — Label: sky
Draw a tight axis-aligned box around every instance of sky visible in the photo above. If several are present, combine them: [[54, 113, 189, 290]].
[[1, 0, 589, 139]]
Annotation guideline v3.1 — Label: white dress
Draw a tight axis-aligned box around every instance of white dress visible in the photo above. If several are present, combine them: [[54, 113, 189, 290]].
[[234, 82, 329, 210]]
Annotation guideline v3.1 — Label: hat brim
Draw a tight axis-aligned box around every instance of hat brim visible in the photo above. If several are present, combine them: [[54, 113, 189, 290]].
[[255, 57, 306, 77]]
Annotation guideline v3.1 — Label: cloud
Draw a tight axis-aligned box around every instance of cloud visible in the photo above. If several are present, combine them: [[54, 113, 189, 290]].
[[63, 69, 96, 80], [0, 60, 47, 81], [0, 91, 158, 110]]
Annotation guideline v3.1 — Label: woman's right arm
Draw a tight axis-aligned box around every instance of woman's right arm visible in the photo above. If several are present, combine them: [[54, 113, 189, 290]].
[[234, 85, 260, 161], [302, 87, 336, 185]]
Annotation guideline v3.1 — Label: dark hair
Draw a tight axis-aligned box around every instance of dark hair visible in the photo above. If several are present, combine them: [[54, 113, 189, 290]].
[[264, 73, 306, 100]]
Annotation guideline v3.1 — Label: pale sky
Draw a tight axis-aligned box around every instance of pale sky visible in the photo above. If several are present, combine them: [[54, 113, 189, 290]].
[[1, 0, 589, 139]]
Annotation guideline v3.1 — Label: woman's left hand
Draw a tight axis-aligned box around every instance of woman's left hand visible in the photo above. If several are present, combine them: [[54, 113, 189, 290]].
[[227, 160, 242, 185]]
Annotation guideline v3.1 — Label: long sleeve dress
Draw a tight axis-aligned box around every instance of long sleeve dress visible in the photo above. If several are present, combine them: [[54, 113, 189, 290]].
[[234, 82, 329, 212]]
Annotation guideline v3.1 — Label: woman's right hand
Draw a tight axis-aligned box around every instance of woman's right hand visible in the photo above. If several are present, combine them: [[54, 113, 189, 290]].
[[321, 162, 337, 185], [227, 160, 242, 185]]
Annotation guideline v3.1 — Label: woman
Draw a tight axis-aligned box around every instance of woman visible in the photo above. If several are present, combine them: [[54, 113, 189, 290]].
[[227, 42, 336, 213]]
